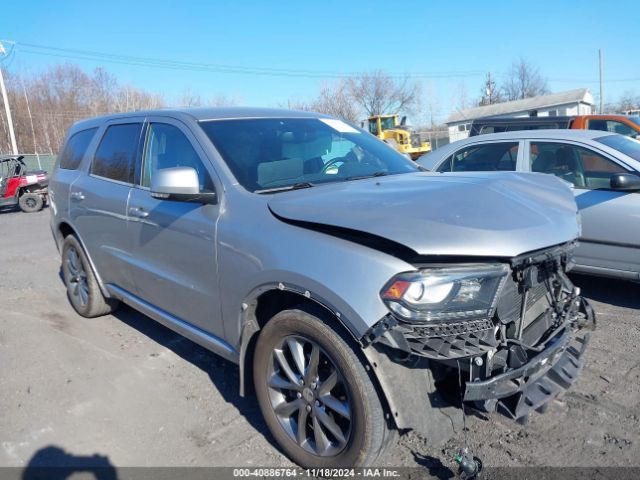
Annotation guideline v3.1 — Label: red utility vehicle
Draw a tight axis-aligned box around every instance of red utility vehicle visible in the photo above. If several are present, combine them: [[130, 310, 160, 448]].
[[0, 156, 48, 213]]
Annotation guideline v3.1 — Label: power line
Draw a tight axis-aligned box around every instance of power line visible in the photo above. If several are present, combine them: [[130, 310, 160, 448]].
[[4, 39, 639, 86], [3, 39, 486, 79]]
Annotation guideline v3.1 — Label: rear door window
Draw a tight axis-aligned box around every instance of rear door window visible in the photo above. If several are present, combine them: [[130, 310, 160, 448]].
[[441, 142, 519, 172], [58, 128, 98, 170], [530, 141, 628, 189], [91, 123, 142, 183]]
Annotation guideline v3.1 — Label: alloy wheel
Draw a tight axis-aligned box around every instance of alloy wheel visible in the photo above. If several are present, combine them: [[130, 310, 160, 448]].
[[66, 246, 89, 307], [266, 335, 352, 457]]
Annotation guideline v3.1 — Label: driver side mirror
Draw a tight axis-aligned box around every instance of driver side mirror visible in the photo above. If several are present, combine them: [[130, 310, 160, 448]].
[[610, 172, 640, 191], [150, 167, 217, 204]]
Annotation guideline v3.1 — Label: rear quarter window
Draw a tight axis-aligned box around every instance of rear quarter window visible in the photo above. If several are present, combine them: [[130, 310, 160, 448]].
[[58, 128, 98, 170]]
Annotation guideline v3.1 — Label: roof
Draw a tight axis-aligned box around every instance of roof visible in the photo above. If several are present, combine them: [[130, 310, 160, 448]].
[[70, 107, 328, 132], [446, 89, 593, 124], [449, 128, 615, 143]]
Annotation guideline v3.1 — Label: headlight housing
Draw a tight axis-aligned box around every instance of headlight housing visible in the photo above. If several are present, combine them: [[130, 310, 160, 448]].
[[381, 264, 509, 322]]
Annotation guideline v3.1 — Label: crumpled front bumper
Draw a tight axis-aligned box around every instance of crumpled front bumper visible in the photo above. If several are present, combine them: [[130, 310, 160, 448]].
[[464, 298, 595, 420], [465, 329, 590, 419]]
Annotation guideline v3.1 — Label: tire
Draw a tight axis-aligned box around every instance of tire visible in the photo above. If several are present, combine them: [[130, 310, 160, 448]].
[[253, 306, 390, 467], [19, 193, 44, 213], [61, 235, 119, 318]]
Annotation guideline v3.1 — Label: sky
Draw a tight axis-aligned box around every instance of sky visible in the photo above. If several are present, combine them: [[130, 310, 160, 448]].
[[1, 0, 639, 123]]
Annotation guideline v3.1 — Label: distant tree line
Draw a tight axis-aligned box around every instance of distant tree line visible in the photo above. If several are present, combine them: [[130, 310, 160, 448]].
[[0, 63, 239, 155], [0, 64, 165, 154], [609, 90, 640, 112], [1, 61, 637, 155]]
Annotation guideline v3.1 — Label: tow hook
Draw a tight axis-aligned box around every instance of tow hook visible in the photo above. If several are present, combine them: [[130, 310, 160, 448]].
[[453, 447, 483, 480]]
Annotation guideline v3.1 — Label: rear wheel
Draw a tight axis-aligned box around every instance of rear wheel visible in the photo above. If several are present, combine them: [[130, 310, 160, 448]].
[[62, 235, 118, 318], [19, 193, 44, 213], [253, 306, 390, 467]]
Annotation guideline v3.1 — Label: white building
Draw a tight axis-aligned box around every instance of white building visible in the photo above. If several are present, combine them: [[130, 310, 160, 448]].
[[446, 88, 594, 142]]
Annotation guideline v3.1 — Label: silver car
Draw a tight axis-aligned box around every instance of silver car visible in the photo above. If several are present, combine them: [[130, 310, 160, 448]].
[[49, 108, 594, 467], [419, 130, 640, 281]]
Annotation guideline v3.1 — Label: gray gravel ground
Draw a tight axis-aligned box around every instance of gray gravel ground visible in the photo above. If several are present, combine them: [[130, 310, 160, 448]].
[[1, 208, 638, 475]]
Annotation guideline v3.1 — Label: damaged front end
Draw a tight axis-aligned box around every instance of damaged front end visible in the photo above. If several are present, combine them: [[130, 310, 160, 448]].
[[364, 241, 595, 422]]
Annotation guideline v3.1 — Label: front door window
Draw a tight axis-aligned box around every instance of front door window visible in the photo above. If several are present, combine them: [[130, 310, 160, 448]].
[[529, 142, 627, 189]]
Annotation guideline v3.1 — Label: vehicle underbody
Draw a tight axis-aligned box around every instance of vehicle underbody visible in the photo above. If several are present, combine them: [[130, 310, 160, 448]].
[[363, 241, 595, 429]]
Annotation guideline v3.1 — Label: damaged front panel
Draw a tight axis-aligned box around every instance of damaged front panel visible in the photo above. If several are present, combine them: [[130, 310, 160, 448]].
[[363, 241, 596, 421]]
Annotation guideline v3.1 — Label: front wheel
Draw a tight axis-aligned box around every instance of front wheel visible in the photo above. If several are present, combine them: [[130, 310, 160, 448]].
[[253, 306, 391, 467]]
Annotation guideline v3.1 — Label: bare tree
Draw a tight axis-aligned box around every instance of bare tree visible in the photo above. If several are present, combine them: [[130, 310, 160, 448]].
[[177, 88, 203, 107], [502, 58, 549, 101], [282, 71, 419, 123], [414, 81, 441, 129], [617, 90, 640, 112], [450, 81, 470, 112], [0, 63, 167, 155], [282, 81, 360, 123], [208, 94, 241, 107], [346, 71, 421, 117], [310, 81, 360, 123]]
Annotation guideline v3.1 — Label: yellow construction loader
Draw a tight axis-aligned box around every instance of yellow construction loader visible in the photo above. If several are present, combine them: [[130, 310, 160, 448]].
[[366, 114, 431, 159]]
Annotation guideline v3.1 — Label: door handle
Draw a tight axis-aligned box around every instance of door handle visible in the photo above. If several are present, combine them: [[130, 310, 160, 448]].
[[128, 206, 149, 218], [70, 191, 85, 201]]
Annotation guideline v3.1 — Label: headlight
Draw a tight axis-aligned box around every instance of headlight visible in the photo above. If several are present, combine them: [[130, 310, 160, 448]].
[[381, 264, 509, 322]]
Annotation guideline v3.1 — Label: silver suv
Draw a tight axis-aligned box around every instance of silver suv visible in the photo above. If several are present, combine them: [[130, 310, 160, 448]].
[[50, 108, 595, 467]]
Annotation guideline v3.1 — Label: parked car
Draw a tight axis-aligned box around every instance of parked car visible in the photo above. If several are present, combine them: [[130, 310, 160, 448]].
[[470, 114, 640, 139], [50, 108, 594, 467], [418, 130, 640, 281]]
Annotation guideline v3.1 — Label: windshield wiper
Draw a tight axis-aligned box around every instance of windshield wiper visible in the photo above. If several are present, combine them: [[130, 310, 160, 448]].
[[255, 182, 315, 194], [346, 171, 389, 181]]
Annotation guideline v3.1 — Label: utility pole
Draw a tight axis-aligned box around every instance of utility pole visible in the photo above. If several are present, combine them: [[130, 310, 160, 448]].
[[0, 42, 18, 154], [598, 49, 604, 114]]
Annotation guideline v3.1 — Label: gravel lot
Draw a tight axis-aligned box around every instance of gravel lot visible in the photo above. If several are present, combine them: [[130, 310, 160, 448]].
[[1, 208, 639, 474]]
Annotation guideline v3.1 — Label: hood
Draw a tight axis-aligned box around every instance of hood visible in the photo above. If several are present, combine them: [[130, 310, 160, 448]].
[[268, 172, 579, 259]]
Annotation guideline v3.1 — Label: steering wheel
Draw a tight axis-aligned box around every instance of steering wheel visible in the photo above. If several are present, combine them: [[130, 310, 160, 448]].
[[322, 156, 349, 173]]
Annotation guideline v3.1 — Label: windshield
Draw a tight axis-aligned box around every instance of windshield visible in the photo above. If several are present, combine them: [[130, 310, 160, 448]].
[[380, 116, 395, 131], [200, 118, 419, 192], [595, 134, 640, 162]]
